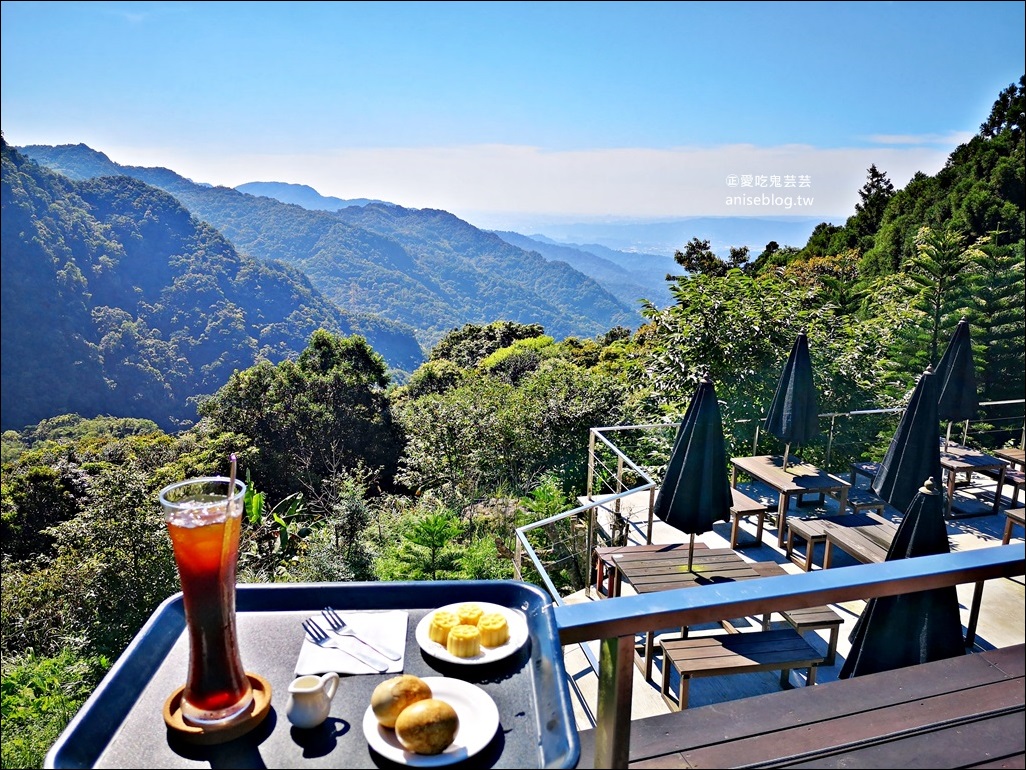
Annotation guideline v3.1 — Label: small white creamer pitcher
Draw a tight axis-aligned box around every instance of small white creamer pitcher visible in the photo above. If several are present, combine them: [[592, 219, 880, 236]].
[[286, 672, 339, 729]]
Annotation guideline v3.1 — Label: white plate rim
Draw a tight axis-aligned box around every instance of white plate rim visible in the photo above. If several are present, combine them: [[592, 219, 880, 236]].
[[362, 676, 499, 766], [414, 601, 528, 665]]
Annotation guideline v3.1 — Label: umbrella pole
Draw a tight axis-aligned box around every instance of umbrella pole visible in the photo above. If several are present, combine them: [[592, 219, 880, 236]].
[[944, 421, 952, 453], [781, 443, 791, 473], [688, 534, 695, 571]]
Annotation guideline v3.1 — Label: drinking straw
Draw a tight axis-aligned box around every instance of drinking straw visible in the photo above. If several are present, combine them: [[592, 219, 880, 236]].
[[220, 453, 239, 577]]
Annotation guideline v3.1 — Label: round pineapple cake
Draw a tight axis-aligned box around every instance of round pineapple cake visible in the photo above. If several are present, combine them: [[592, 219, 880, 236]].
[[477, 611, 510, 647], [428, 610, 460, 645], [445, 623, 482, 658]]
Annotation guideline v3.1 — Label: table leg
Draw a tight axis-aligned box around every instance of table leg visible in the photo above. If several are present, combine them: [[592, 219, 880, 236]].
[[730, 512, 740, 550], [776, 493, 789, 547], [992, 467, 1005, 515], [945, 468, 956, 518], [836, 485, 848, 517], [965, 580, 984, 649], [731, 465, 738, 489]]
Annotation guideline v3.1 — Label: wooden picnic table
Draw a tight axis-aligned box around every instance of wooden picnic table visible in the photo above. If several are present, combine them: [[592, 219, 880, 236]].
[[610, 546, 760, 680], [940, 444, 1007, 518], [730, 455, 850, 547], [993, 446, 1025, 470], [821, 512, 986, 649], [611, 546, 842, 683]]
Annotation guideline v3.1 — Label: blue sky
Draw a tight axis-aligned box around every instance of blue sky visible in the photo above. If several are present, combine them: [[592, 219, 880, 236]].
[[2, 1, 1023, 229]]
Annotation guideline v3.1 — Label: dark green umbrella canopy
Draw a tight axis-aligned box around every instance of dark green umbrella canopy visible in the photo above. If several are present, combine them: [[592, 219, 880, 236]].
[[763, 332, 819, 470], [935, 318, 979, 449], [839, 477, 965, 678], [872, 367, 944, 515], [653, 375, 732, 568]]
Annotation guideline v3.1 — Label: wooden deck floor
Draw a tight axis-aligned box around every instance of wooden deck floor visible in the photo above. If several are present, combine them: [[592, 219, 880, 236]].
[[577, 643, 1025, 768]]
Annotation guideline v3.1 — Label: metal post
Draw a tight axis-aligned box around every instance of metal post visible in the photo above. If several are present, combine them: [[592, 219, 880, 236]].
[[586, 504, 597, 598], [826, 414, 837, 469], [593, 634, 635, 770], [587, 430, 597, 501], [646, 486, 655, 545], [615, 455, 624, 515]]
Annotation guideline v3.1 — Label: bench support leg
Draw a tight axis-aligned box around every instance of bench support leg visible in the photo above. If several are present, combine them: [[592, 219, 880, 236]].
[[826, 627, 839, 667], [659, 661, 691, 711], [779, 668, 793, 689]]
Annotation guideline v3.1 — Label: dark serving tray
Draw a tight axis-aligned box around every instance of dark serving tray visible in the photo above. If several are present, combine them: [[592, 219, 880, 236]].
[[45, 580, 580, 769]]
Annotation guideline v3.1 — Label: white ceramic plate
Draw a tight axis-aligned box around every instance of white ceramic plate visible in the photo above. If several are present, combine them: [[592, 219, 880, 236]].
[[414, 602, 529, 665], [362, 677, 499, 766]]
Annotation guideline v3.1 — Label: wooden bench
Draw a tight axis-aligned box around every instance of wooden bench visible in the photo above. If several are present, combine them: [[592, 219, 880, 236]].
[[785, 514, 851, 571], [659, 628, 824, 711], [979, 466, 1025, 507], [728, 487, 768, 549], [839, 486, 887, 515], [1004, 507, 1026, 545], [850, 460, 880, 486], [751, 561, 845, 666], [592, 542, 708, 597], [823, 514, 896, 568]]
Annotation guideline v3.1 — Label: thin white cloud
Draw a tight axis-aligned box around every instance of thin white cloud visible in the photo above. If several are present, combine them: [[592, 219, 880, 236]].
[[96, 142, 957, 222]]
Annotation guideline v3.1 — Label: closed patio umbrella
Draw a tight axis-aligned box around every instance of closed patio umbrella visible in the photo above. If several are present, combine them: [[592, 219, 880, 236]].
[[872, 366, 944, 515], [652, 375, 732, 570], [763, 331, 819, 472], [935, 318, 979, 451], [839, 477, 965, 678]]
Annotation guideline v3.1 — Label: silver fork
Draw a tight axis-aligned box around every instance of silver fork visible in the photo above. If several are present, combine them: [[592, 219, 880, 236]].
[[302, 617, 389, 672], [322, 607, 402, 660]]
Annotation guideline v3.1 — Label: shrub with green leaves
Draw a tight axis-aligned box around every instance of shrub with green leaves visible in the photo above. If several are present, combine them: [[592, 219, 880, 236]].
[[1, 647, 109, 770]]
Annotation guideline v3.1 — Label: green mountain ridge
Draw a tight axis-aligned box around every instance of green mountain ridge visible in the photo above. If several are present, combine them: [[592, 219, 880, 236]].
[[0, 139, 421, 431], [16, 142, 638, 350]]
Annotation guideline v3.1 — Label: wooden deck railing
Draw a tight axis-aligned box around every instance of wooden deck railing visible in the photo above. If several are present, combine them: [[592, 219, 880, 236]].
[[552, 543, 1025, 769]]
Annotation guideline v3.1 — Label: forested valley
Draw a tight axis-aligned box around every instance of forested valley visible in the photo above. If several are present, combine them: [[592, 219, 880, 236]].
[[1, 76, 1023, 769]]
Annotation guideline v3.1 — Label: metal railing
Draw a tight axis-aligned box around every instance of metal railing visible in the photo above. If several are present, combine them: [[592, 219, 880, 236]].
[[588, 399, 1024, 568], [553, 543, 1025, 768], [514, 400, 1024, 604], [510, 399, 1025, 762]]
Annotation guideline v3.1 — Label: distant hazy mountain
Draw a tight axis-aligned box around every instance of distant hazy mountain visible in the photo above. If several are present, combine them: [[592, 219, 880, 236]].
[[2, 139, 421, 431], [235, 181, 392, 211], [516, 216, 831, 258], [234, 185, 673, 309], [18, 142, 636, 352], [491, 231, 674, 309]]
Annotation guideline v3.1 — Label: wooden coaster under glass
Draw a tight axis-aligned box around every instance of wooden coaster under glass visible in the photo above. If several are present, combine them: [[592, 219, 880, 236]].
[[163, 673, 272, 745]]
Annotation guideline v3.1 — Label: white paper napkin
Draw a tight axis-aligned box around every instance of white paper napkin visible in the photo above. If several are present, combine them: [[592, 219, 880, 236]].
[[295, 610, 408, 676]]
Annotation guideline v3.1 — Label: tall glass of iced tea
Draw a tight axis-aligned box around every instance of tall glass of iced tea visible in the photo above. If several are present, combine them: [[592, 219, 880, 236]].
[[159, 477, 253, 727]]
